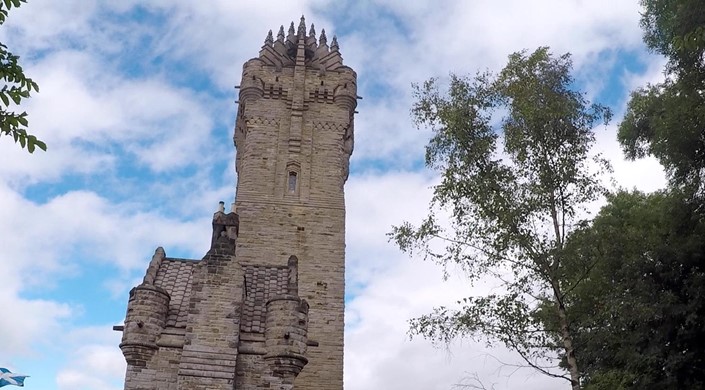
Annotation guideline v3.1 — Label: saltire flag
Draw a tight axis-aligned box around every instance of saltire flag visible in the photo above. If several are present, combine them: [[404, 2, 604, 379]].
[[0, 368, 28, 387]]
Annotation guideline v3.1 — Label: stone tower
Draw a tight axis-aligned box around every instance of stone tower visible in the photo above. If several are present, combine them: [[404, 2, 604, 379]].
[[116, 17, 356, 390]]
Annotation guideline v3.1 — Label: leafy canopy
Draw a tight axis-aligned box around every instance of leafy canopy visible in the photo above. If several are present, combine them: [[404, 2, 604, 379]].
[[641, 0, 705, 73], [560, 190, 705, 389], [618, 0, 705, 198], [0, 0, 45, 153]]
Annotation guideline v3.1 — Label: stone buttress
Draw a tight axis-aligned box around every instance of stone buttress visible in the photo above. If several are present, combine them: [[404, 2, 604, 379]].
[[117, 16, 356, 390]]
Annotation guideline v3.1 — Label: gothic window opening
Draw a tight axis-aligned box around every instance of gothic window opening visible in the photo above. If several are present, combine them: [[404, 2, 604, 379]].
[[286, 161, 301, 195], [288, 171, 298, 192]]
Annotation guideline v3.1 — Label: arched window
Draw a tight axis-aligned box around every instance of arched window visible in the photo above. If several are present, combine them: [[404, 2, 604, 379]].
[[288, 171, 298, 193], [286, 161, 301, 195]]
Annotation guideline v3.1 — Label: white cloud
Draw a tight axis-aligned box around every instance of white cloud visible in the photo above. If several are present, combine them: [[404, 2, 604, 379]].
[[56, 326, 125, 390], [333, 0, 661, 168], [2, 1, 99, 52], [596, 125, 667, 193], [345, 231, 565, 390], [351, 99, 431, 168], [0, 54, 223, 188], [0, 293, 72, 357], [0, 180, 211, 358], [119, 0, 335, 87], [0, 183, 208, 273]]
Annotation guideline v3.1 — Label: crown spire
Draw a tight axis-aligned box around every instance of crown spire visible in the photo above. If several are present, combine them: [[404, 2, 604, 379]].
[[257, 19, 346, 69], [319, 28, 327, 46], [287, 21, 296, 44], [297, 15, 306, 37]]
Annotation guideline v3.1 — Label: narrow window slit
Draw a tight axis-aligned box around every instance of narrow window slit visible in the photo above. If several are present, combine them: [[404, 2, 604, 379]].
[[288, 172, 298, 192]]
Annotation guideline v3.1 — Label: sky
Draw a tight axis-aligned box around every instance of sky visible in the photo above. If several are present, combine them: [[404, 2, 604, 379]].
[[0, 1, 670, 389]]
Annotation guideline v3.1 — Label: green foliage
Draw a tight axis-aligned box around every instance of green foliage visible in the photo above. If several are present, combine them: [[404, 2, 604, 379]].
[[582, 370, 636, 390], [390, 47, 611, 388], [411, 293, 556, 372], [0, 0, 45, 153], [619, 0, 705, 198], [561, 190, 705, 389], [640, 0, 705, 73], [579, 4, 705, 384], [618, 78, 705, 197], [671, 25, 705, 59]]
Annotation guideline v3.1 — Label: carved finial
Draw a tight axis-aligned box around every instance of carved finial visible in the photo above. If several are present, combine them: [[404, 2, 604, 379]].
[[231, 202, 236, 213], [287, 22, 296, 44], [143, 247, 166, 285], [155, 247, 165, 257], [218, 201, 225, 213], [319, 28, 327, 45], [298, 15, 306, 37], [309, 23, 315, 38], [265, 29, 273, 45], [277, 25, 285, 42], [331, 35, 339, 51]]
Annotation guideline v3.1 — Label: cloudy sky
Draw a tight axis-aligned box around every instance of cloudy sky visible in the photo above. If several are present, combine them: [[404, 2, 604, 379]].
[[0, 1, 669, 389]]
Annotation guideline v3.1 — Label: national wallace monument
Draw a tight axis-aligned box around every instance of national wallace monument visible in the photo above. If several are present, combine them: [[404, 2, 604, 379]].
[[114, 17, 356, 390]]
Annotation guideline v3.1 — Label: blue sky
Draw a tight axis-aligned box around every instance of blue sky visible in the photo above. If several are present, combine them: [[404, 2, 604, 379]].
[[0, 1, 668, 389]]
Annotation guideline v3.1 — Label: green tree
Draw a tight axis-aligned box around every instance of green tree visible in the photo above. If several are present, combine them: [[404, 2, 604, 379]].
[[0, 0, 45, 153], [559, 190, 705, 389], [618, 0, 704, 198], [640, 0, 705, 74], [389, 47, 611, 390]]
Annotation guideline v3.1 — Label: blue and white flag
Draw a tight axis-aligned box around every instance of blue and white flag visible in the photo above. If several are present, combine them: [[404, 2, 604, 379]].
[[0, 368, 28, 387]]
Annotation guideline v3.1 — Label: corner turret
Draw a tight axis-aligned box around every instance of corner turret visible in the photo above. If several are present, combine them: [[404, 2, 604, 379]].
[[264, 256, 310, 385], [119, 248, 171, 366]]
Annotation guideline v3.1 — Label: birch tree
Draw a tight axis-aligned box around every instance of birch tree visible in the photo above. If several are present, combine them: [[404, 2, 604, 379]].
[[390, 47, 611, 390]]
